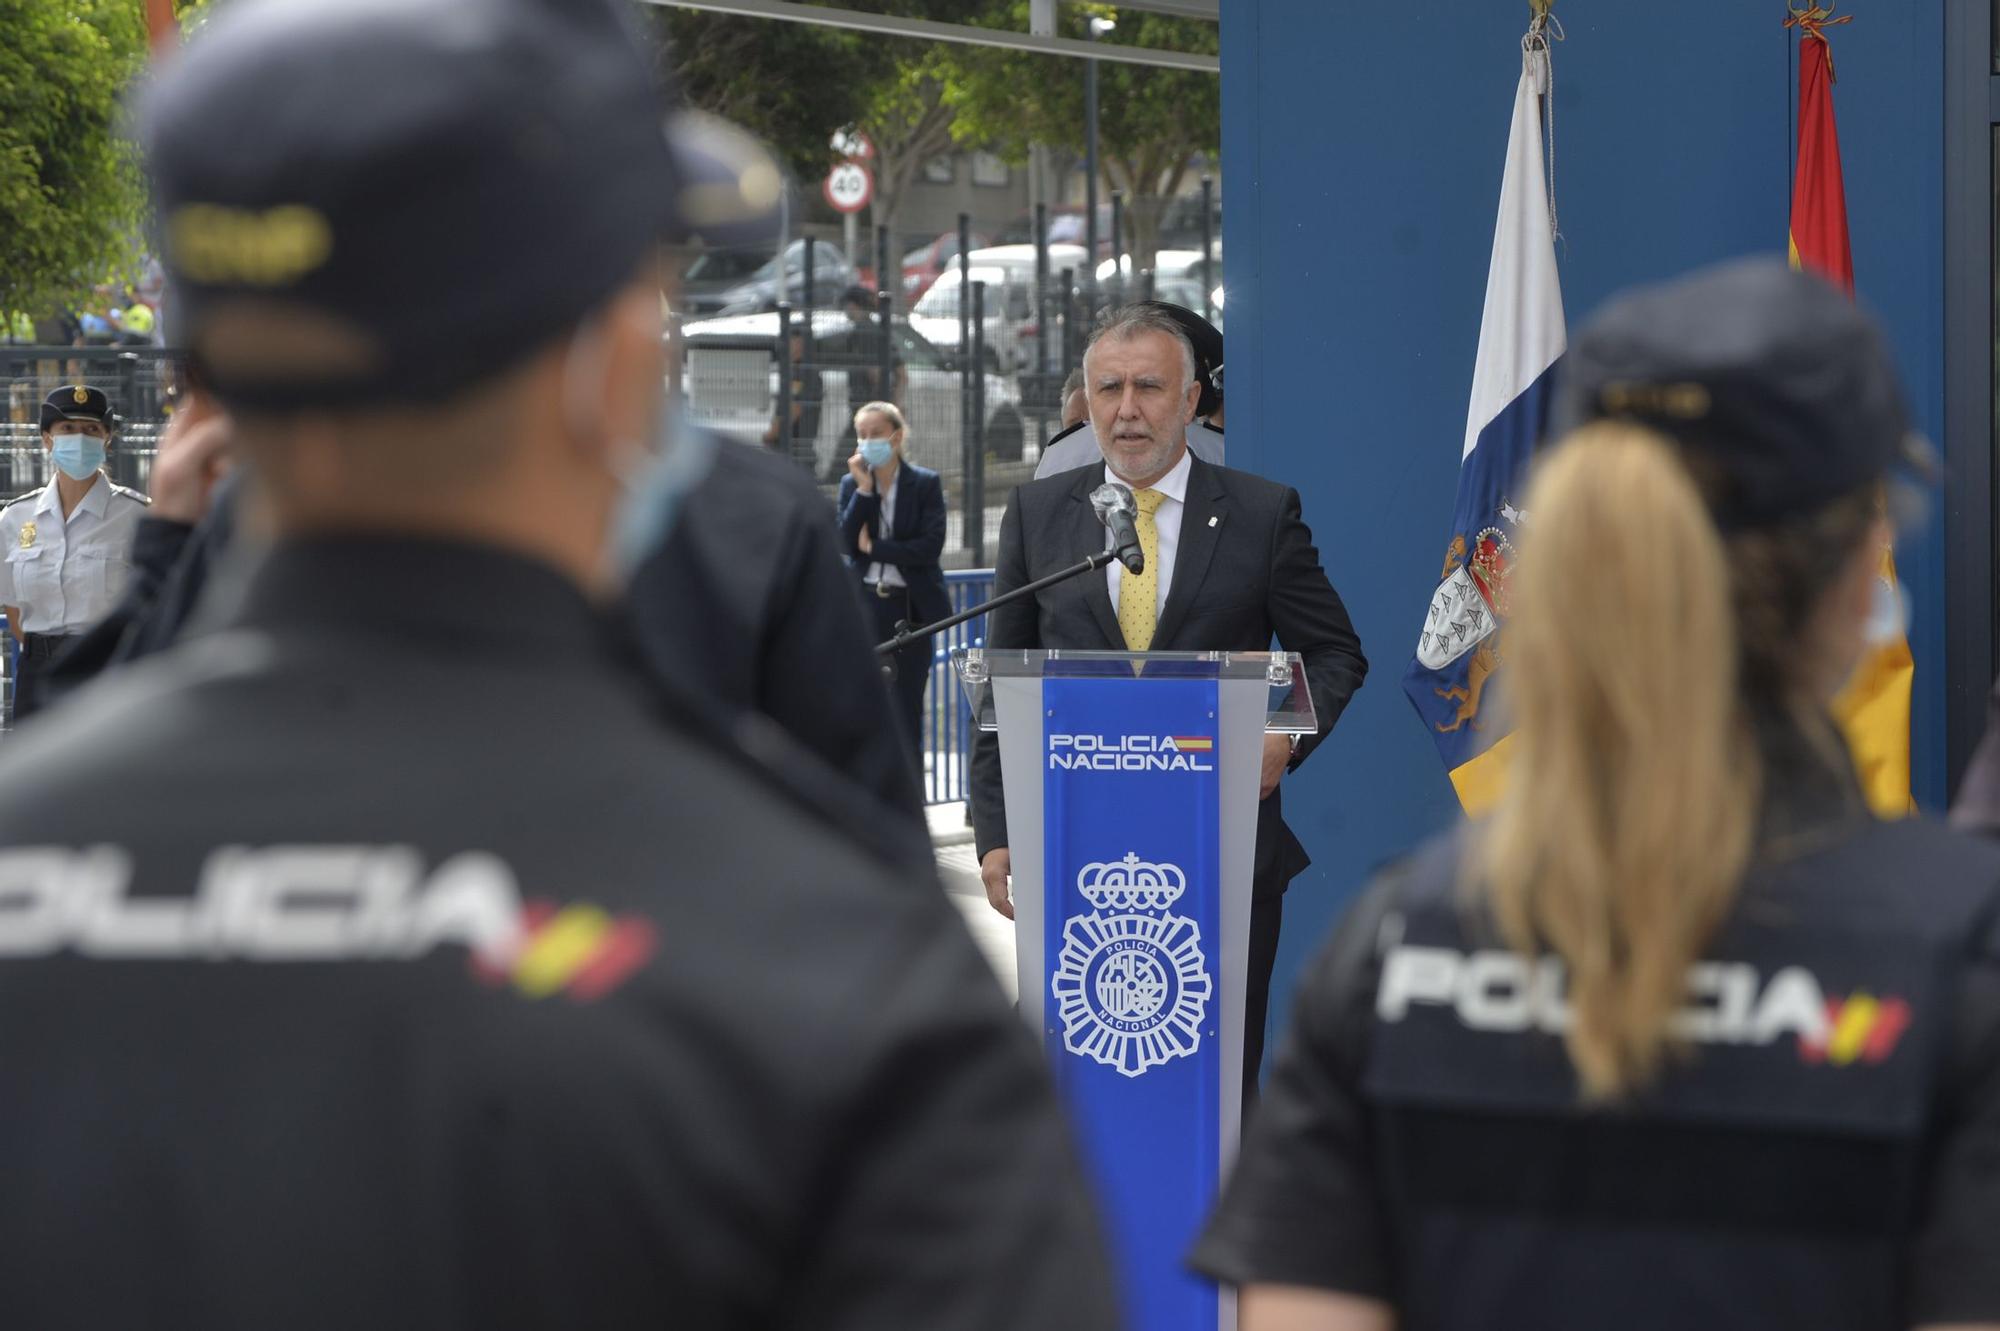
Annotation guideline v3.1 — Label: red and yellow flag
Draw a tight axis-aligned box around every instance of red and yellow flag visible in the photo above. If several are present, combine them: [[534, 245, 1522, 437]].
[[1787, 6, 1914, 816], [145, 0, 180, 56]]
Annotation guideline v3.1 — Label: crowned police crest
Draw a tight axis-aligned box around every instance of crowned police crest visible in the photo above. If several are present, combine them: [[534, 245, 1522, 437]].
[[1051, 852, 1212, 1078]]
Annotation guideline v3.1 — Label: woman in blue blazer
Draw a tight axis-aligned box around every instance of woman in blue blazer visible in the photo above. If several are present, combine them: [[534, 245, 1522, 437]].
[[836, 401, 951, 768]]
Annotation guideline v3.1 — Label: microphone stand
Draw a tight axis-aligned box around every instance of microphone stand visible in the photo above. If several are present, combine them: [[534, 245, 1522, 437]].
[[876, 550, 1121, 657]]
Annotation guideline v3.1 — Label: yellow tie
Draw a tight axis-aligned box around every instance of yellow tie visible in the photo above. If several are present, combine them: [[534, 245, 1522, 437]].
[[1118, 488, 1167, 651]]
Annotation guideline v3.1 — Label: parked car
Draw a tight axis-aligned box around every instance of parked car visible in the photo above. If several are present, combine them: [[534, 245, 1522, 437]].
[[682, 238, 858, 317], [678, 310, 1029, 473], [909, 243, 1088, 372], [900, 229, 989, 305], [678, 245, 773, 316]]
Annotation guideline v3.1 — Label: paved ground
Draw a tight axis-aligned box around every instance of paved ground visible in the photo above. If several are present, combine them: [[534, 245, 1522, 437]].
[[926, 801, 1017, 1003]]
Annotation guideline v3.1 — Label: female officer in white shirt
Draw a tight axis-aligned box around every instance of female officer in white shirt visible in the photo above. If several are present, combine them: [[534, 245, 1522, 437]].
[[0, 385, 149, 720]]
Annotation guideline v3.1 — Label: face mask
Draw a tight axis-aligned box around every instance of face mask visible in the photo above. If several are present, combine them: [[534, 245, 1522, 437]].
[[611, 401, 714, 577], [51, 433, 105, 480], [561, 319, 714, 581], [859, 438, 894, 470]]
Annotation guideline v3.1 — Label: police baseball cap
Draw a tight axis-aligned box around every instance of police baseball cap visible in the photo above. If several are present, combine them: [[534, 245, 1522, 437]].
[[1555, 257, 1931, 530], [1138, 301, 1224, 417], [39, 385, 119, 434], [142, 0, 781, 411]]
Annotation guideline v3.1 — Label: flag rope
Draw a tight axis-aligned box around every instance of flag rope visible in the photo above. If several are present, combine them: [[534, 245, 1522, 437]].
[[1783, 3, 1853, 80], [1523, 13, 1565, 244]]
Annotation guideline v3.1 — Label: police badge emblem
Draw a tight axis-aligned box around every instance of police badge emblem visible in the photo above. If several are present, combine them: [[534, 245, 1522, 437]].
[[18, 522, 34, 549], [1051, 852, 1212, 1078], [70, 385, 88, 405]]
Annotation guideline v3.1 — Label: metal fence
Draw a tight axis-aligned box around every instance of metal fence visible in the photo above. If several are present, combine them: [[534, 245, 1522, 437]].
[[1, 346, 179, 495], [680, 201, 1222, 572], [921, 568, 994, 805]]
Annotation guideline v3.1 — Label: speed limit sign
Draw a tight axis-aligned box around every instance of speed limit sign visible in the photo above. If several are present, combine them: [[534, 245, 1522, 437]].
[[823, 161, 873, 214]]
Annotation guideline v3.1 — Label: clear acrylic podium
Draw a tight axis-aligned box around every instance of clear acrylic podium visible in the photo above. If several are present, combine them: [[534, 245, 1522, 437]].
[[953, 648, 1316, 1331]]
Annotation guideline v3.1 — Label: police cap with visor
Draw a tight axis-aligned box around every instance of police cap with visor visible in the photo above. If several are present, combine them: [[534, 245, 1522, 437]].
[[1555, 256, 1931, 531], [142, 0, 780, 411], [1137, 300, 1224, 417], [38, 384, 119, 435]]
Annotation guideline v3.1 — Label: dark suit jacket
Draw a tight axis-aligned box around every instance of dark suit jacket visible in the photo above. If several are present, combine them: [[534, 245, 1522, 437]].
[[970, 456, 1368, 899], [628, 440, 925, 824], [836, 462, 952, 628]]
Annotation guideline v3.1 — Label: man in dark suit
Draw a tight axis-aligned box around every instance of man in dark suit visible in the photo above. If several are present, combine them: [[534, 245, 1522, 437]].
[[972, 305, 1368, 1097], [836, 402, 952, 766]]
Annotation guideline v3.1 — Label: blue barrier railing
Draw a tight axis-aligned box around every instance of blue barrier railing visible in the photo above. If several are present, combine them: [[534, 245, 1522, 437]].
[[921, 568, 995, 805]]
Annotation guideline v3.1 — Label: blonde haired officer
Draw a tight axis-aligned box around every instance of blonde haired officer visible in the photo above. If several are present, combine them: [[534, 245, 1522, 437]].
[[1192, 259, 2000, 1331], [0, 385, 148, 720]]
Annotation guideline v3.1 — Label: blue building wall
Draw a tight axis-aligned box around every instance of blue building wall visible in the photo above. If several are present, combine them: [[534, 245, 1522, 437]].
[[1221, 1, 1947, 1060]]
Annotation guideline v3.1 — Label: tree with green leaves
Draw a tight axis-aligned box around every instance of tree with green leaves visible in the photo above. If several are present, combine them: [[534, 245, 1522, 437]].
[[0, 0, 152, 325], [649, 9, 872, 186], [943, 4, 1219, 273], [652, 2, 1022, 246]]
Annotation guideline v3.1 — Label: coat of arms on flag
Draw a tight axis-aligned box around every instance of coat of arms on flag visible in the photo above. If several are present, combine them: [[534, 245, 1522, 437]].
[[1403, 19, 1566, 813]]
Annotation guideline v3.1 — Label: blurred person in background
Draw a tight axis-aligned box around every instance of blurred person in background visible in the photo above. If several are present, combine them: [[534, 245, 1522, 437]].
[[0, 384, 149, 720], [0, 3, 1121, 1328], [824, 284, 906, 481], [1193, 260, 2000, 1331], [1060, 365, 1089, 431], [760, 319, 821, 466], [42, 371, 238, 699], [838, 400, 948, 767]]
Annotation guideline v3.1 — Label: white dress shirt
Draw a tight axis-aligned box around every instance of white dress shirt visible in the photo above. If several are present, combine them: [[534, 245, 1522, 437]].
[[1105, 446, 1192, 620], [862, 470, 906, 589], [0, 472, 148, 633]]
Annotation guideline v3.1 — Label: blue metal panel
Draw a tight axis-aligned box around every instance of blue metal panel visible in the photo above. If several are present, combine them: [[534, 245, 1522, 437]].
[[1222, 0, 1946, 1065]]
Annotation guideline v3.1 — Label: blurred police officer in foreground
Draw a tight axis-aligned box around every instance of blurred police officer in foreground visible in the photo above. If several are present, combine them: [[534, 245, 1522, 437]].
[[1192, 260, 2000, 1331], [1, 385, 150, 718], [0, 2, 1119, 1327]]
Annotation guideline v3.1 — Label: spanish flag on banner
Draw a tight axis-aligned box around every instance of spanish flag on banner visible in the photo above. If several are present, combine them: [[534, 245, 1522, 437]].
[[1787, 6, 1915, 816]]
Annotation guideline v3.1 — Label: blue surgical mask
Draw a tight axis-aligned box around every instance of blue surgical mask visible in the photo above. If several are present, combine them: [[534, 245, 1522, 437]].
[[610, 401, 714, 577], [859, 438, 894, 470], [561, 319, 715, 582], [51, 433, 105, 481]]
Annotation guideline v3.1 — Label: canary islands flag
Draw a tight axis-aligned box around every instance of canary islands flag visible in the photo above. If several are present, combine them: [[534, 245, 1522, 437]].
[[1403, 37, 1565, 815]]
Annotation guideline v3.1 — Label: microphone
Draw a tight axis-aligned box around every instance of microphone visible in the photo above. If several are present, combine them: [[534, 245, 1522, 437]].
[[1090, 482, 1145, 575]]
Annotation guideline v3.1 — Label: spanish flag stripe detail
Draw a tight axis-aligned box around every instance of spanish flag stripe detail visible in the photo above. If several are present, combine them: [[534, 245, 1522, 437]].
[[1862, 998, 1913, 1062], [568, 919, 660, 1002], [514, 906, 613, 998], [1169, 737, 1214, 750], [1826, 993, 1880, 1066]]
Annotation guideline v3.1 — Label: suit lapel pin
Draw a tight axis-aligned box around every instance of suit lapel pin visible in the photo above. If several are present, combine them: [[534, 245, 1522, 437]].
[[1207, 516, 1219, 528]]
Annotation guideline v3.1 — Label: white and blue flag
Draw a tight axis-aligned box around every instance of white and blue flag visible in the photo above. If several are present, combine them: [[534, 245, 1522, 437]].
[[1403, 36, 1566, 811]]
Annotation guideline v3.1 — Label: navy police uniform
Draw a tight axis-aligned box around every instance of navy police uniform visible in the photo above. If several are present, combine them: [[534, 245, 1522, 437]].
[[0, 3, 1119, 1327], [1195, 738, 2000, 1328], [1193, 262, 2000, 1328]]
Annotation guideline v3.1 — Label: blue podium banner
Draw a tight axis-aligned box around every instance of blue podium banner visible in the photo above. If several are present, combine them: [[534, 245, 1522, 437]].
[[1043, 674, 1222, 1331]]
